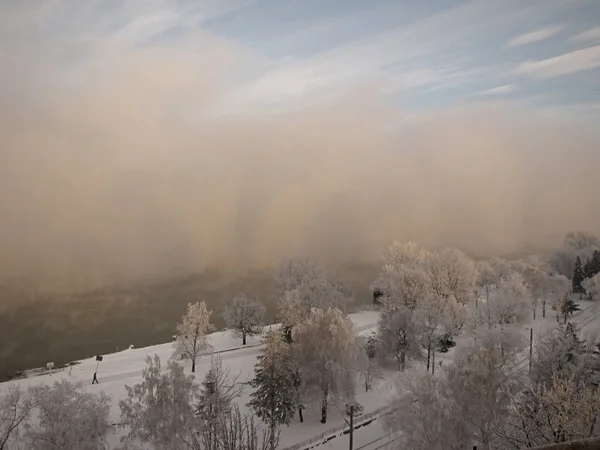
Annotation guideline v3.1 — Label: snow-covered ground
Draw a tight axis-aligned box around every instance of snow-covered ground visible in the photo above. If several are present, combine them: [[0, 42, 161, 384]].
[[1, 300, 599, 450]]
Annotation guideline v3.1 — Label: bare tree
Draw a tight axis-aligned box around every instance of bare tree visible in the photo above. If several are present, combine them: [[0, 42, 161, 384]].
[[223, 293, 265, 345], [26, 379, 111, 450], [173, 301, 214, 372], [206, 404, 279, 450], [119, 354, 199, 450], [0, 386, 34, 450], [197, 355, 245, 450]]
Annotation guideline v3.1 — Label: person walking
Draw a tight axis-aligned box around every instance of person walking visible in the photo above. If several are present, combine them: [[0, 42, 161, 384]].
[[92, 372, 99, 384]]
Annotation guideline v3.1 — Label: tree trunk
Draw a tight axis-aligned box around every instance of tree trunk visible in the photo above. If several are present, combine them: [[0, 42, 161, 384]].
[[564, 310, 568, 324], [543, 299, 546, 318], [533, 307, 536, 320], [432, 347, 436, 376], [298, 406, 304, 423], [426, 344, 431, 373], [192, 357, 195, 373], [243, 332, 247, 346], [269, 420, 277, 450], [397, 352, 406, 371], [320, 387, 328, 424]]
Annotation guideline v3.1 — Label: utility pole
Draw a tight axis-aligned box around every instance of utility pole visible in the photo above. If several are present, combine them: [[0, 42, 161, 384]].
[[349, 404, 354, 450], [529, 327, 533, 374]]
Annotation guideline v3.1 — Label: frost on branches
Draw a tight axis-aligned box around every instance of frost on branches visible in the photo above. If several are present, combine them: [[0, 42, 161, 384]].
[[223, 293, 265, 345], [291, 308, 356, 424], [173, 301, 214, 372], [502, 375, 600, 448], [425, 247, 477, 304], [119, 354, 199, 450], [274, 257, 352, 336], [26, 379, 111, 450], [356, 334, 383, 392], [582, 273, 600, 300], [248, 330, 301, 449], [474, 272, 530, 328], [0, 386, 34, 450], [384, 373, 461, 450], [530, 322, 598, 388]]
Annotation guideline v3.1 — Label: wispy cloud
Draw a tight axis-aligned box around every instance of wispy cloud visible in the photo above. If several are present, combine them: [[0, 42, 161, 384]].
[[506, 26, 562, 47], [570, 27, 600, 45], [515, 45, 600, 78], [471, 84, 519, 97]]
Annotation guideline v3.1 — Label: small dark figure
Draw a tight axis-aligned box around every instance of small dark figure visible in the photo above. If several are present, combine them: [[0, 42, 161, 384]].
[[92, 372, 99, 384]]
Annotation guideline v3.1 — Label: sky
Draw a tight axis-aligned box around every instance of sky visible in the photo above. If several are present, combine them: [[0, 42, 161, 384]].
[[1, 0, 599, 288]]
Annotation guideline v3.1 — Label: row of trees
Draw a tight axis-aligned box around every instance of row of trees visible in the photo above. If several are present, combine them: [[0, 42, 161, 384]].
[[2, 231, 598, 449], [385, 321, 600, 449]]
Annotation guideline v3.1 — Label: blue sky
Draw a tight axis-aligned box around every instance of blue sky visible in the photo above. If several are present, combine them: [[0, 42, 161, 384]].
[[2, 0, 600, 121]]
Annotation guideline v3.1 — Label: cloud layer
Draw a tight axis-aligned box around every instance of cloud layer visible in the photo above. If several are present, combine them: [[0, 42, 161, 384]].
[[1, 5, 600, 290]]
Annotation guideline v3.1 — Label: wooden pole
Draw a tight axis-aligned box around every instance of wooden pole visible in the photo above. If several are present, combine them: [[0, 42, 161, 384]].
[[349, 404, 354, 450], [529, 327, 533, 374]]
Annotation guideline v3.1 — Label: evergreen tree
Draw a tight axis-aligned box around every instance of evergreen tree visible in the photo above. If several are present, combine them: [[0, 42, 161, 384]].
[[590, 250, 600, 278], [558, 293, 580, 324], [248, 330, 300, 450], [572, 256, 585, 294], [584, 257, 593, 279]]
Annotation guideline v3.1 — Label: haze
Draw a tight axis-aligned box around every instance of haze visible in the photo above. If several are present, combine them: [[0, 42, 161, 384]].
[[1, 1, 599, 290]]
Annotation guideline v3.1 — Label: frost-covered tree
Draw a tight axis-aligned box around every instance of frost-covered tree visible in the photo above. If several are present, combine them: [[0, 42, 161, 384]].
[[582, 273, 600, 300], [502, 375, 600, 448], [173, 301, 214, 372], [564, 230, 600, 251], [521, 256, 549, 319], [378, 263, 430, 311], [384, 373, 466, 450], [475, 260, 497, 305], [444, 338, 522, 450], [119, 354, 199, 450], [488, 257, 515, 283], [377, 297, 422, 371], [223, 294, 265, 345], [382, 241, 428, 268], [550, 231, 600, 279], [531, 322, 596, 388], [0, 386, 33, 450], [275, 257, 351, 339], [197, 355, 244, 450], [356, 339, 383, 392], [417, 294, 447, 373], [26, 379, 111, 450], [425, 247, 477, 304], [292, 308, 356, 424], [475, 272, 530, 328], [247, 330, 300, 449]]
